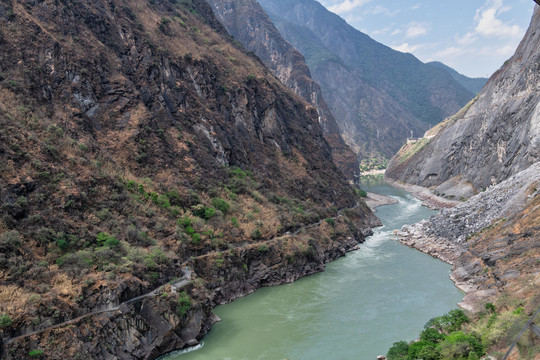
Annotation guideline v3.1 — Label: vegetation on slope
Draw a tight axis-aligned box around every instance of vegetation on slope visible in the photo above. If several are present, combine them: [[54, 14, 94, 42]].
[[0, 0, 375, 357]]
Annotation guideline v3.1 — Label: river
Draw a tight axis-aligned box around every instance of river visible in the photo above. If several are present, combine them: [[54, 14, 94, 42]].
[[160, 180, 464, 360]]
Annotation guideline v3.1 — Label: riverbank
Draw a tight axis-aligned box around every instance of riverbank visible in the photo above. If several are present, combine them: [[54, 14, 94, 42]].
[[385, 178, 460, 209], [389, 164, 540, 313], [161, 182, 462, 360], [364, 192, 399, 211], [360, 169, 386, 176]]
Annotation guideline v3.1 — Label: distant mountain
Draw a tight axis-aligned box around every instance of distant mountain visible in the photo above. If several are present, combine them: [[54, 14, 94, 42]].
[[206, 0, 360, 182], [427, 61, 488, 94], [258, 0, 476, 161]]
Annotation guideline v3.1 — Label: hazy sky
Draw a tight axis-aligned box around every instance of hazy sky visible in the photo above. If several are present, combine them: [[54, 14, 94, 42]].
[[317, 0, 536, 78]]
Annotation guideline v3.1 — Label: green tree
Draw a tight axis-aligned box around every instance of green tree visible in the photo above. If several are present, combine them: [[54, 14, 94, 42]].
[[211, 198, 230, 215], [387, 341, 409, 360]]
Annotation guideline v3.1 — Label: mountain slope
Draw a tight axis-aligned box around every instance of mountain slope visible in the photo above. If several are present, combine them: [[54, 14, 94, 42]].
[[387, 5, 540, 194], [427, 61, 488, 94], [0, 0, 377, 358], [206, 0, 360, 182], [388, 6, 540, 357], [258, 0, 476, 162]]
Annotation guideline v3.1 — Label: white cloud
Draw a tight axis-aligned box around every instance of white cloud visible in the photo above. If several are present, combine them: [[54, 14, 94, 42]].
[[474, 0, 523, 38], [456, 32, 478, 46], [405, 22, 430, 38], [328, 0, 372, 14], [364, 5, 401, 17], [433, 46, 468, 59], [392, 42, 421, 53], [496, 44, 517, 55]]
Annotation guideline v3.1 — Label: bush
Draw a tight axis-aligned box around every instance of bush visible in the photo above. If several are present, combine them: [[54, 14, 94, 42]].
[[408, 340, 435, 359], [28, 349, 44, 358], [211, 198, 230, 215], [96, 232, 120, 248], [387, 341, 409, 359], [439, 331, 484, 359], [191, 233, 201, 244], [0, 230, 21, 251], [325, 218, 335, 226], [55, 238, 69, 251], [251, 228, 262, 240], [177, 291, 191, 318], [191, 204, 215, 220], [0, 313, 12, 328], [420, 328, 445, 344]]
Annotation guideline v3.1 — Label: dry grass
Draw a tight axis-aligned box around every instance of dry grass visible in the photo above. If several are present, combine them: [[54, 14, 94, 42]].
[[0, 285, 31, 313]]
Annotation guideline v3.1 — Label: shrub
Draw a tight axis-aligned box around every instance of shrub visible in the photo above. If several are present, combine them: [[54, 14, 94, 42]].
[[325, 218, 335, 226], [407, 340, 435, 360], [178, 217, 192, 228], [0, 313, 12, 328], [204, 207, 215, 219], [231, 217, 239, 228], [251, 228, 262, 240], [166, 189, 182, 206], [191, 233, 201, 244], [0, 230, 21, 251], [28, 349, 44, 358], [177, 291, 191, 318], [55, 238, 69, 251], [96, 232, 120, 248], [439, 331, 484, 359], [387, 341, 409, 360], [156, 195, 170, 208], [211, 198, 230, 215], [420, 328, 445, 344], [257, 244, 269, 252]]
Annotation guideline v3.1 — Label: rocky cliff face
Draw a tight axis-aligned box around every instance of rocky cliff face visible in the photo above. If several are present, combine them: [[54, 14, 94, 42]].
[[258, 0, 476, 164], [0, 0, 377, 358], [206, 0, 360, 182], [387, 5, 540, 342], [396, 163, 540, 313], [387, 6, 540, 194]]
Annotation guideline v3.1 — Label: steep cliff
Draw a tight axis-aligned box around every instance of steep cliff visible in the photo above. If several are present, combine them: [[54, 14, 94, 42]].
[[206, 0, 360, 182], [388, 7, 540, 356], [387, 6, 540, 194], [0, 0, 377, 358], [258, 0, 476, 163]]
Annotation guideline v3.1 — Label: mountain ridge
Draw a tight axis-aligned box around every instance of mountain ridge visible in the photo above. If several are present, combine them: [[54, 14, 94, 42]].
[[206, 0, 361, 182], [258, 0, 477, 163]]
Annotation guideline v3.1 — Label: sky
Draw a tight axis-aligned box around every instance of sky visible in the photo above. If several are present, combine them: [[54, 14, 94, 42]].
[[317, 0, 536, 78]]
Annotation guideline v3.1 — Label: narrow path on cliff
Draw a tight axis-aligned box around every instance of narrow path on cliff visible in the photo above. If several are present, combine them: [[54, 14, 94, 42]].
[[3, 202, 364, 346], [193, 202, 365, 261], [3, 270, 192, 345]]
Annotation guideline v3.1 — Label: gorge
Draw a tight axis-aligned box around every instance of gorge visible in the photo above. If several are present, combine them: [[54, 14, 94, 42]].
[[0, 0, 538, 359]]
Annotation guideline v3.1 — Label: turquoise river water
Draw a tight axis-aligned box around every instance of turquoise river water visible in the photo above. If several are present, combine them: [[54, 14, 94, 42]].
[[160, 180, 464, 360]]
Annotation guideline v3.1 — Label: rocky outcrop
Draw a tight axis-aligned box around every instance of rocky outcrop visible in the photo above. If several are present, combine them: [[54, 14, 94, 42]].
[[258, 0, 476, 162], [387, 6, 540, 193], [206, 0, 360, 182], [396, 151, 540, 312]]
